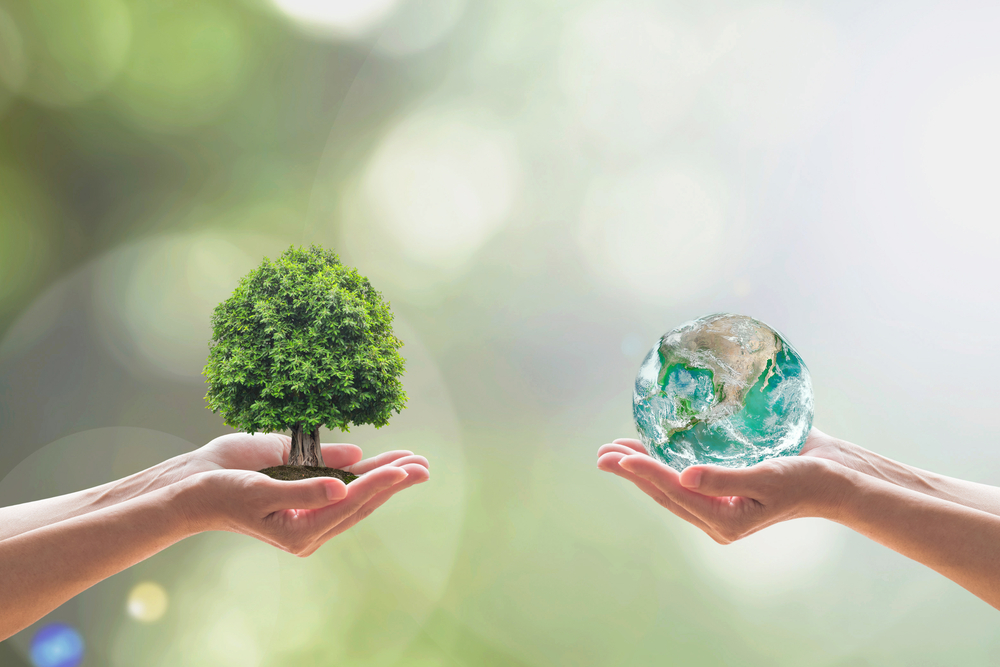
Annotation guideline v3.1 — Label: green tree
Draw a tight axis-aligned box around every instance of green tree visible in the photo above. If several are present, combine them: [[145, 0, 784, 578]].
[[204, 245, 406, 467]]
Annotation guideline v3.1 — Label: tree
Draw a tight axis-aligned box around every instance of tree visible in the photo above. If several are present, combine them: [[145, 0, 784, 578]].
[[204, 245, 406, 469]]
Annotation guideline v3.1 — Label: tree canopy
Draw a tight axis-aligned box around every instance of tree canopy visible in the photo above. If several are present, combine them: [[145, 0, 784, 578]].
[[204, 245, 406, 434]]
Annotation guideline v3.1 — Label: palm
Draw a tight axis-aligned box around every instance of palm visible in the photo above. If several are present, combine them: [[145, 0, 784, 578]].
[[597, 432, 832, 544], [186, 434, 431, 556], [188, 432, 427, 484]]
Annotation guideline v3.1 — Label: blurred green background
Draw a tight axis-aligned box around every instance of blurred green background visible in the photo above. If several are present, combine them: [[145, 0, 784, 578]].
[[2, 0, 1000, 664]]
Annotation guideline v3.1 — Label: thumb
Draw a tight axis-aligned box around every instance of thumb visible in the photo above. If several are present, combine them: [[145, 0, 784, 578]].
[[262, 476, 348, 511], [679, 465, 762, 498]]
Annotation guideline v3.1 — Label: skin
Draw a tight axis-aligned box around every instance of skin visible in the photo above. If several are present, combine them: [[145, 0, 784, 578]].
[[597, 428, 1000, 610], [0, 433, 429, 640]]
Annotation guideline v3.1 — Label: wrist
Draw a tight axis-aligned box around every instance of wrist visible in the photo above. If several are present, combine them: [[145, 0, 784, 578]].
[[810, 458, 859, 522], [172, 473, 221, 535]]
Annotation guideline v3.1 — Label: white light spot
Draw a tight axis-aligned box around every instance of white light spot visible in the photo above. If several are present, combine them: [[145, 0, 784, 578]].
[[577, 164, 730, 301], [360, 107, 519, 267], [373, 0, 465, 57], [127, 581, 169, 623], [271, 0, 400, 37], [684, 518, 845, 599], [558, 2, 710, 158], [91, 233, 279, 381]]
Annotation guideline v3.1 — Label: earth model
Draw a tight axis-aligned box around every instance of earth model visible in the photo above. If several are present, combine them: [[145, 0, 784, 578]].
[[633, 313, 814, 471]]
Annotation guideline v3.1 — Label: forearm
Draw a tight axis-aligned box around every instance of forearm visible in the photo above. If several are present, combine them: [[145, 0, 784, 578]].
[[827, 467, 1000, 609], [0, 479, 204, 639], [839, 443, 1000, 516], [0, 453, 195, 541]]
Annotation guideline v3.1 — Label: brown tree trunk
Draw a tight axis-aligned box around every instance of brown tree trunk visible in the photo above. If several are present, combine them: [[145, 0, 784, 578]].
[[289, 424, 325, 467]]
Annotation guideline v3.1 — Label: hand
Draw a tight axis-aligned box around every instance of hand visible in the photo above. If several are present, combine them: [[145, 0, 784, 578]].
[[597, 429, 845, 544], [182, 434, 430, 556]]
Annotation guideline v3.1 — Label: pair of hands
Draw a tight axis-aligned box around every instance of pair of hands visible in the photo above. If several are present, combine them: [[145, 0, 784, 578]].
[[597, 429, 848, 544], [178, 433, 429, 556]]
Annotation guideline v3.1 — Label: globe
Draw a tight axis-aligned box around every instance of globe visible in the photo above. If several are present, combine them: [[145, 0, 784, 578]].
[[633, 313, 814, 471]]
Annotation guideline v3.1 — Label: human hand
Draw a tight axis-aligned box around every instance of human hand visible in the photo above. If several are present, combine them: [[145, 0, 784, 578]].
[[597, 430, 846, 544], [182, 432, 359, 476], [182, 435, 429, 556]]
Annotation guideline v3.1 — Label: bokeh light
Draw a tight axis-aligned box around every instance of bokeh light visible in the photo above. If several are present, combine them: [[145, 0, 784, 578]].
[[681, 519, 846, 599], [9, 0, 131, 107], [705, 5, 847, 144], [113, 1, 245, 130], [29, 624, 84, 667], [352, 105, 519, 268], [271, 0, 400, 38], [126, 582, 169, 623], [373, 0, 466, 57], [109, 536, 278, 667], [577, 162, 732, 302], [558, 2, 709, 158], [91, 233, 280, 381], [5, 0, 1000, 664]]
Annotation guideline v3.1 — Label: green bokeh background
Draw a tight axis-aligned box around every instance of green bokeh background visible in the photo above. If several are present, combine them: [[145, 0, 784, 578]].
[[3, 0, 1000, 664]]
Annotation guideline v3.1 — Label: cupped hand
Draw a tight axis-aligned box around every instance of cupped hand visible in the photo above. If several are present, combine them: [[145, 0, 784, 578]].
[[183, 434, 429, 556], [597, 429, 845, 544], [184, 432, 363, 475]]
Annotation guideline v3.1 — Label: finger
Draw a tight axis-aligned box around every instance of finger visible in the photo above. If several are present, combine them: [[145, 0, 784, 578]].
[[385, 454, 429, 469], [319, 443, 364, 469], [598, 443, 645, 458], [679, 465, 766, 499], [310, 466, 409, 525], [598, 452, 723, 539], [599, 452, 686, 510], [314, 463, 429, 543], [612, 438, 647, 453], [260, 476, 348, 512], [343, 450, 416, 475], [618, 455, 723, 518]]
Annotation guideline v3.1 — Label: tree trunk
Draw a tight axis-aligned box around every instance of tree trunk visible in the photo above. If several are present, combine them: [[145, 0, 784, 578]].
[[289, 424, 325, 467]]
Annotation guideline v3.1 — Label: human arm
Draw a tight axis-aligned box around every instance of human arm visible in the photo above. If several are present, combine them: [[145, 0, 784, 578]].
[[597, 434, 1000, 610], [795, 430, 1000, 517], [0, 433, 426, 541], [0, 437, 429, 639]]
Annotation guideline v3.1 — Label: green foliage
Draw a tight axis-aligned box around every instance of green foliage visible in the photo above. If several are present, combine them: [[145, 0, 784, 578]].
[[204, 245, 406, 434]]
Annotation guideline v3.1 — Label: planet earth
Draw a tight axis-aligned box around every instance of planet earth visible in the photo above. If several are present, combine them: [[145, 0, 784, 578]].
[[632, 313, 814, 471]]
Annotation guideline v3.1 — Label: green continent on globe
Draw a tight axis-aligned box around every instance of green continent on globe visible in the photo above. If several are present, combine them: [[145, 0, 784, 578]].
[[633, 313, 813, 471]]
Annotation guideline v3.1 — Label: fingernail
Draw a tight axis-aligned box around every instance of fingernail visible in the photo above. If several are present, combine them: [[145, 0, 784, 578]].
[[681, 469, 702, 489], [327, 482, 345, 500], [618, 455, 634, 471]]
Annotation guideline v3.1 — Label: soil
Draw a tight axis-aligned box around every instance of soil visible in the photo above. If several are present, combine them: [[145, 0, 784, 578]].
[[257, 465, 358, 484]]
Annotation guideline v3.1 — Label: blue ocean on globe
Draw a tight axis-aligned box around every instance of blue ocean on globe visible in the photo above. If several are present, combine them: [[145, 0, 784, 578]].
[[633, 313, 814, 471]]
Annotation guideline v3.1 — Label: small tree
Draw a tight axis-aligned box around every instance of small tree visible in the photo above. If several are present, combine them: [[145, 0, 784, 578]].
[[204, 245, 406, 469]]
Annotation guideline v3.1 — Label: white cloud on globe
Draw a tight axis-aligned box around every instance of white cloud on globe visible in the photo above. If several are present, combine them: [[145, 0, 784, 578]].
[[360, 106, 519, 267]]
